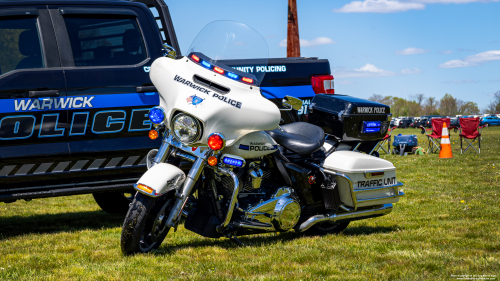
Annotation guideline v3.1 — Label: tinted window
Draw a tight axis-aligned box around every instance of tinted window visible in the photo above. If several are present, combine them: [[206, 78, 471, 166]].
[[0, 17, 44, 75], [63, 15, 147, 67]]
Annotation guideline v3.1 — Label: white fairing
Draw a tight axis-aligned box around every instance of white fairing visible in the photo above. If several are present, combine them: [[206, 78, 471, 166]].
[[136, 163, 186, 196], [222, 131, 278, 159], [150, 57, 281, 146], [323, 151, 399, 207]]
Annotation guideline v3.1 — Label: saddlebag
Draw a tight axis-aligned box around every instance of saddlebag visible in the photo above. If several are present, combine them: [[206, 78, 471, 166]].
[[322, 151, 403, 209], [308, 94, 391, 142]]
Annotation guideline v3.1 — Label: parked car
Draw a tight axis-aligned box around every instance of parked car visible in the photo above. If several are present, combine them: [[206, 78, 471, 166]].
[[398, 118, 413, 128], [480, 116, 500, 126], [0, 0, 338, 211], [450, 117, 460, 128]]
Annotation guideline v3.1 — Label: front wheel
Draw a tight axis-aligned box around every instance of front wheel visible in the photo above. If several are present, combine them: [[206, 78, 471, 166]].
[[121, 192, 174, 255]]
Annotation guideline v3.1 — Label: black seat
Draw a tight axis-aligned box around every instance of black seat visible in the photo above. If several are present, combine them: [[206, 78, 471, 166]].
[[266, 122, 325, 156], [16, 30, 43, 70]]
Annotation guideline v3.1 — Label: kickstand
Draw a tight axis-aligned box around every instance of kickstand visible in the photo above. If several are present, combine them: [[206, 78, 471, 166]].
[[228, 234, 246, 246]]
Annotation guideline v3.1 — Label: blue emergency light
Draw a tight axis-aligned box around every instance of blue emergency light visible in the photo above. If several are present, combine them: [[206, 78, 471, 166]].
[[222, 157, 244, 167], [227, 72, 239, 80], [148, 106, 165, 125], [362, 121, 381, 133], [201, 60, 211, 69]]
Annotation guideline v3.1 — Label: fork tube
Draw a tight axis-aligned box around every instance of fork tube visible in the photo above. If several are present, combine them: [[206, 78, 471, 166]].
[[152, 137, 171, 166], [166, 157, 205, 228]]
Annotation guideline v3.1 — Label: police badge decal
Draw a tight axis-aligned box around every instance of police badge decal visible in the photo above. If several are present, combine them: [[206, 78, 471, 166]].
[[186, 95, 205, 108]]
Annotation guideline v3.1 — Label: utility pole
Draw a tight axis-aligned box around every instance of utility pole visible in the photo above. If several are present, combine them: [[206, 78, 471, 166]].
[[287, 0, 300, 57]]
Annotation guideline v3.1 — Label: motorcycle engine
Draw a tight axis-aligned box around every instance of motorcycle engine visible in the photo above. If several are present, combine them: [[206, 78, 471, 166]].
[[215, 157, 301, 232]]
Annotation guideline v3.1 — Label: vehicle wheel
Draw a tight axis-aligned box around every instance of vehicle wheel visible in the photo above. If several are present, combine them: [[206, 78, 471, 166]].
[[121, 193, 174, 255], [93, 191, 135, 214], [306, 221, 350, 236]]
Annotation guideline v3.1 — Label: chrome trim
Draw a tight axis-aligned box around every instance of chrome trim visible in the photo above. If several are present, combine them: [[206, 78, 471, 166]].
[[172, 150, 197, 162], [208, 132, 226, 152], [296, 204, 394, 233], [216, 167, 241, 233], [171, 113, 202, 144], [352, 142, 361, 151], [322, 169, 358, 210], [165, 157, 206, 228], [321, 168, 404, 211], [233, 221, 274, 231]]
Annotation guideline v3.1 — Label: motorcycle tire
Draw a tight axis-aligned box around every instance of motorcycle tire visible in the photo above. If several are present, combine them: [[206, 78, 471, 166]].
[[306, 221, 350, 236], [92, 191, 134, 214], [121, 192, 173, 255]]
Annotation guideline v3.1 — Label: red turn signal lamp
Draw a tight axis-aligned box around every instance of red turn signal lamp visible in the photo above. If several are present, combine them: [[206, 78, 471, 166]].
[[311, 75, 334, 94], [214, 66, 224, 74], [149, 129, 159, 140], [242, 77, 254, 84], [191, 54, 200, 62], [207, 133, 225, 151]]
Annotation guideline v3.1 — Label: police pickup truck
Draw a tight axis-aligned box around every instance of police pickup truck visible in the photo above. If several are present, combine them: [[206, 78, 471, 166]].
[[0, 0, 334, 213]]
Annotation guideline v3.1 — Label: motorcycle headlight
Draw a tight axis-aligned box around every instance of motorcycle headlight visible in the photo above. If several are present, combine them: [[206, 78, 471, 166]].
[[148, 106, 166, 125], [172, 114, 201, 143]]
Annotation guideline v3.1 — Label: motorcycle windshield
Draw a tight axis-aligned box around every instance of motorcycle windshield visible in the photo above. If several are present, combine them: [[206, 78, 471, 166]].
[[186, 20, 269, 86]]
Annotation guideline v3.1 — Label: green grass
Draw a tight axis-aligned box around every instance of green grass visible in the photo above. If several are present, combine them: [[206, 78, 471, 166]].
[[1, 128, 499, 280]]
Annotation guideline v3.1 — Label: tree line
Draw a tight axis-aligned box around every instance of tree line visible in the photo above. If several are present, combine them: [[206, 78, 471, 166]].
[[368, 93, 480, 117]]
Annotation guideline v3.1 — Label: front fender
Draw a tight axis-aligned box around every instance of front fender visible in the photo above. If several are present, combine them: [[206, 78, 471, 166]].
[[135, 163, 186, 197]]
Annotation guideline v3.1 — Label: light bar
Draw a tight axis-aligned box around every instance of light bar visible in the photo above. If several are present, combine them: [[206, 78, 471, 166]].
[[227, 72, 238, 80], [242, 77, 253, 84], [201, 60, 211, 68], [191, 54, 200, 62], [214, 66, 224, 74]]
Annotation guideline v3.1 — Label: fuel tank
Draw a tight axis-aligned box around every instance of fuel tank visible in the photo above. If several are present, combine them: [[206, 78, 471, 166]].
[[221, 131, 278, 159]]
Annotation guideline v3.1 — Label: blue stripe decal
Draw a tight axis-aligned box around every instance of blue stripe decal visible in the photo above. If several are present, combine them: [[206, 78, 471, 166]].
[[260, 85, 316, 99], [1, 92, 159, 113], [239, 144, 249, 150]]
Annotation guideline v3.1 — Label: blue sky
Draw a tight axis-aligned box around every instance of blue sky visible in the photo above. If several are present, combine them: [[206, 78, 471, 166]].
[[166, 0, 500, 110]]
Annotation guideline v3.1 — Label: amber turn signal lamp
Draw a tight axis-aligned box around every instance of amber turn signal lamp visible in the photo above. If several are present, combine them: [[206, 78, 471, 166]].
[[149, 129, 159, 140], [136, 184, 154, 194], [207, 156, 218, 166]]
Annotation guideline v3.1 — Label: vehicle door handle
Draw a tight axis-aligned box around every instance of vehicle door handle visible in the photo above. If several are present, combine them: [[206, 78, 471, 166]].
[[136, 86, 157, 93], [29, 90, 59, 98]]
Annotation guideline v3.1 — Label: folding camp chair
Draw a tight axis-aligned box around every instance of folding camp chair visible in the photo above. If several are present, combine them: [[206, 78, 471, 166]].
[[371, 126, 397, 155], [419, 118, 450, 153], [459, 117, 485, 153]]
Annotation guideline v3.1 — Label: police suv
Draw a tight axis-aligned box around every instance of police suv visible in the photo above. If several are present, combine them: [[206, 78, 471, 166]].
[[0, 0, 333, 212]]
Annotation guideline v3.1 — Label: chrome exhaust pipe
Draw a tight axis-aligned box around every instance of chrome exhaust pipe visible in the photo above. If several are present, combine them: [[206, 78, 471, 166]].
[[296, 204, 394, 233]]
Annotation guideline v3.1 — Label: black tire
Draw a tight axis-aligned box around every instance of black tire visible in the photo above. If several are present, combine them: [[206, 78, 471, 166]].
[[306, 221, 350, 236], [93, 191, 135, 214], [121, 193, 174, 255]]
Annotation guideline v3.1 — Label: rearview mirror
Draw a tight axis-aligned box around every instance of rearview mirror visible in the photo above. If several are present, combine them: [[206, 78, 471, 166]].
[[282, 95, 303, 111], [162, 44, 177, 59]]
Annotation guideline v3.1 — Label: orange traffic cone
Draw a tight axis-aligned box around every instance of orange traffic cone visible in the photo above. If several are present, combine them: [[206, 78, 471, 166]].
[[439, 122, 453, 159]]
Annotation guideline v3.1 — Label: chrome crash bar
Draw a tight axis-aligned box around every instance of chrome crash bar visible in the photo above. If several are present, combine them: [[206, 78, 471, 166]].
[[321, 169, 404, 211]]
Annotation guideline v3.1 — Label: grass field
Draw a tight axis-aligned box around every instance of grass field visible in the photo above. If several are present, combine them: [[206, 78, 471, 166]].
[[0, 127, 499, 280]]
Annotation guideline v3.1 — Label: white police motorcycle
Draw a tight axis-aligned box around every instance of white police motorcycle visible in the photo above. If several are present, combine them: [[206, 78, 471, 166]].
[[121, 21, 404, 255]]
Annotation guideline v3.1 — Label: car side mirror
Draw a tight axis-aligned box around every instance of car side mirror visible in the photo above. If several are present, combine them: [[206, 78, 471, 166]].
[[162, 44, 177, 59], [282, 95, 303, 111]]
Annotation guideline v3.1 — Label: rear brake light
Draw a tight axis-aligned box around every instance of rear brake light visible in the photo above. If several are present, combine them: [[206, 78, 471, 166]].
[[311, 75, 334, 94]]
